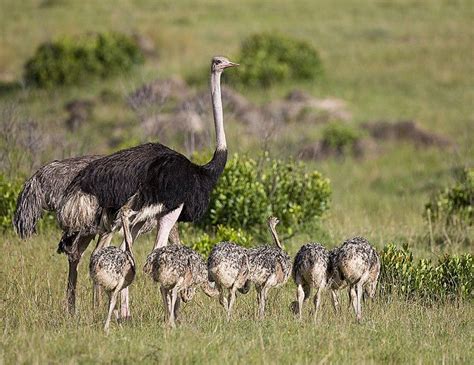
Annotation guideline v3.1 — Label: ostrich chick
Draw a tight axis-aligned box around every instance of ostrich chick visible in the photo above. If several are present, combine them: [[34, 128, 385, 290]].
[[144, 245, 217, 327], [248, 217, 291, 319], [291, 243, 332, 320], [330, 236, 380, 322], [89, 208, 136, 333], [208, 242, 250, 320]]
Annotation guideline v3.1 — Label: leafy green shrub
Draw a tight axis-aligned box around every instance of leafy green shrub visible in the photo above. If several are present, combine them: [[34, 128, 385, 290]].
[[199, 153, 331, 233], [380, 243, 473, 301], [321, 123, 362, 154], [24, 32, 144, 88], [191, 225, 254, 256], [425, 167, 473, 227], [227, 33, 323, 87], [0, 175, 22, 232]]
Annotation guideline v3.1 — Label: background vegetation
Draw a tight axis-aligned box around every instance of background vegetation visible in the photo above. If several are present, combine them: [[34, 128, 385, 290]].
[[0, 0, 472, 363]]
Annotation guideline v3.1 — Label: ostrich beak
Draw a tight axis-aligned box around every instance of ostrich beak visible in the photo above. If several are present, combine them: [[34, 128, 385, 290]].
[[224, 61, 239, 68]]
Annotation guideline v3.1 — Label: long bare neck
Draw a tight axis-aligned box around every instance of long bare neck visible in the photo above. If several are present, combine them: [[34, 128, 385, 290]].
[[211, 70, 226, 152], [269, 223, 283, 250], [203, 70, 228, 178]]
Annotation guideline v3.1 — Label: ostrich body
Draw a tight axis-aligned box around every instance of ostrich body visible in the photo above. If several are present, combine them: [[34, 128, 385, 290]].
[[144, 244, 218, 327], [13, 155, 179, 315], [330, 236, 380, 321], [207, 241, 250, 319], [89, 208, 136, 333], [291, 243, 333, 320], [59, 56, 238, 252], [247, 217, 291, 319]]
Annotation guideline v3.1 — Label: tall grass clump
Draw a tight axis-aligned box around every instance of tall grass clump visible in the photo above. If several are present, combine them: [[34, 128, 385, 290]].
[[199, 153, 331, 233], [425, 167, 473, 226], [227, 33, 323, 87], [380, 243, 473, 301], [24, 32, 144, 88], [424, 167, 473, 245]]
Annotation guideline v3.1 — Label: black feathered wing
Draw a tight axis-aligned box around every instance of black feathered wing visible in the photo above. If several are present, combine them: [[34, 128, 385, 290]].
[[68, 143, 220, 222], [74, 143, 173, 209]]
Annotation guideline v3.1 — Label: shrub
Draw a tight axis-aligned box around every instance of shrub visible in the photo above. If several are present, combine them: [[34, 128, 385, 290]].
[[227, 33, 323, 87], [425, 167, 473, 227], [199, 153, 331, 233], [321, 123, 362, 155], [191, 225, 254, 256], [0, 175, 22, 232], [24, 32, 144, 88], [380, 243, 473, 301]]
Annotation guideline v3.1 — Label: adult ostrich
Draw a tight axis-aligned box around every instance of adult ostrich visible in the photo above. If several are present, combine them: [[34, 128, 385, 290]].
[[59, 56, 238, 259]]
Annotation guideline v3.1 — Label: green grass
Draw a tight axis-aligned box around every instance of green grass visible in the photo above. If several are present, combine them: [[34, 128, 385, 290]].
[[1, 233, 473, 364], [1, 0, 473, 363]]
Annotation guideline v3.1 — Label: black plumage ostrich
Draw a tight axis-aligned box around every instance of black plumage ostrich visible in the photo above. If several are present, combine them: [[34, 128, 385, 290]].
[[59, 56, 238, 248]]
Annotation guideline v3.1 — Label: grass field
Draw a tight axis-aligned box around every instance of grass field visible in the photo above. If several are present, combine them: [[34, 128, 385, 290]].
[[1, 0, 473, 363], [2, 233, 473, 364]]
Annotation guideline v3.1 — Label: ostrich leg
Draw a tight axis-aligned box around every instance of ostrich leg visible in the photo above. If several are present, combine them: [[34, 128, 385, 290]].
[[313, 287, 323, 321], [296, 283, 306, 320], [154, 204, 184, 249], [66, 233, 95, 315], [117, 220, 145, 319]]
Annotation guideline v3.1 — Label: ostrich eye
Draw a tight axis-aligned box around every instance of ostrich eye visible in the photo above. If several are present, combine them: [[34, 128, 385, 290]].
[[215, 60, 222, 64]]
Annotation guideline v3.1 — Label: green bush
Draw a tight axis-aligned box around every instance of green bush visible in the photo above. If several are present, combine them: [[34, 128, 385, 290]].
[[380, 243, 473, 301], [227, 33, 323, 87], [199, 153, 331, 233], [0, 175, 22, 232], [191, 225, 254, 256], [425, 167, 473, 227], [321, 123, 362, 154], [24, 32, 144, 88]]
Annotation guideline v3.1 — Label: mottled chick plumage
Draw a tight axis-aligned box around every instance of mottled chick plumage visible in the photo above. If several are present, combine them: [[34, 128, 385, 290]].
[[208, 241, 249, 289], [248, 245, 291, 287], [89, 246, 135, 292]]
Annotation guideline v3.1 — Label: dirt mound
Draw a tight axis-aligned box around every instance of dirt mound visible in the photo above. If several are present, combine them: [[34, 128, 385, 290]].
[[264, 89, 351, 124], [362, 120, 453, 148]]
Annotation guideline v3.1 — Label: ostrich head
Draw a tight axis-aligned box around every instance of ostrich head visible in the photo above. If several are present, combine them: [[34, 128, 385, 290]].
[[267, 216, 280, 228], [211, 56, 239, 73]]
